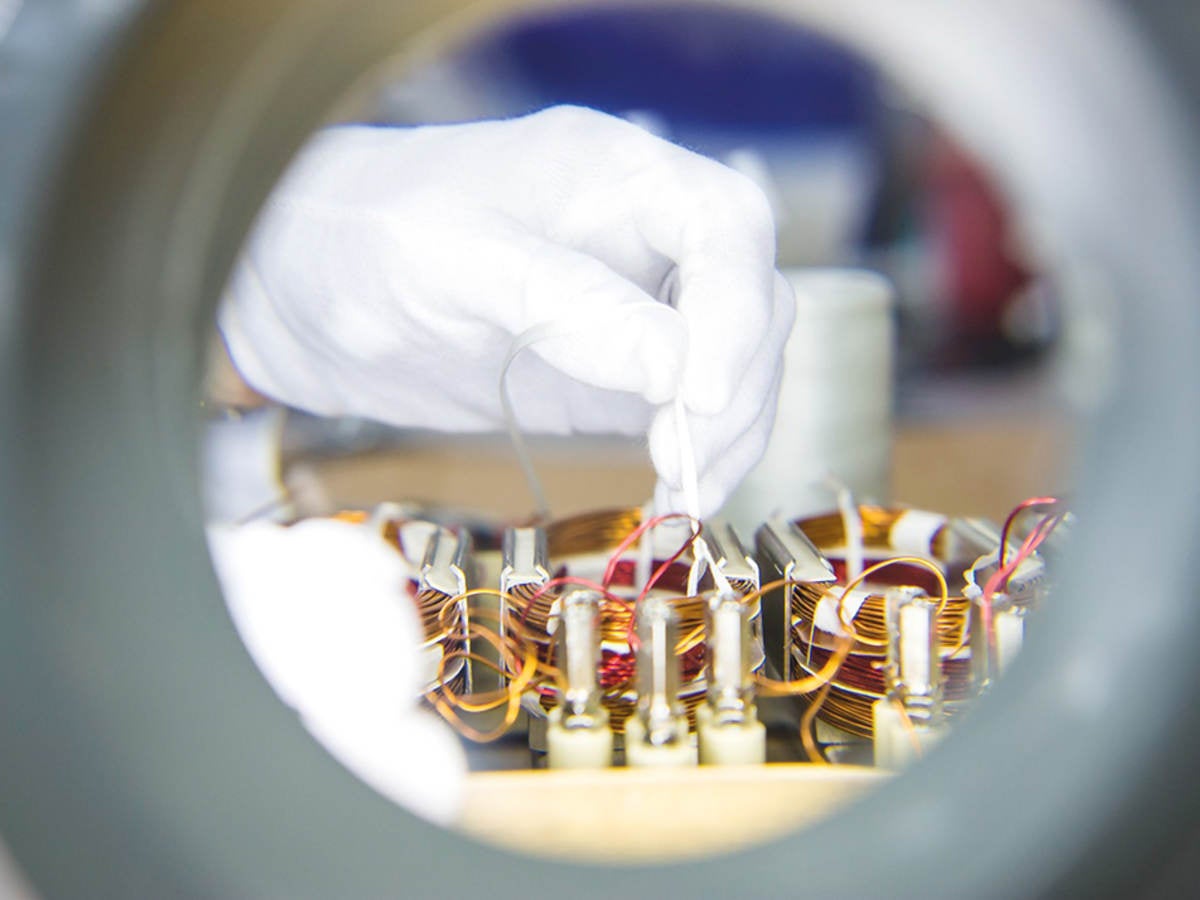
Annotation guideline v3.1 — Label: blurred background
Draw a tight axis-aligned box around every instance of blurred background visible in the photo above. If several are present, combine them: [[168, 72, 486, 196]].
[[203, 2, 1076, 529]]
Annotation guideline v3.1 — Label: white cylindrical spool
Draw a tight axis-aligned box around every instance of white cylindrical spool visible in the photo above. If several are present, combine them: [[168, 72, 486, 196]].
[[722, 268, 894, 532]]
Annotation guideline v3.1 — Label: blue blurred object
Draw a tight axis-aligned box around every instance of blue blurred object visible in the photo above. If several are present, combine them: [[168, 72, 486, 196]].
[[480, 4, 882, 138]]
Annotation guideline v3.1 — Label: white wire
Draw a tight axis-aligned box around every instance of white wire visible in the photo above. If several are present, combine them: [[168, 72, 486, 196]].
[[828, 476, 864, 581], [499, 328, 554, 519], [499, 302, 727, 602], [672, 394, 702, 522], [668, 395, 734, 597], [499, 304, 680, 521]]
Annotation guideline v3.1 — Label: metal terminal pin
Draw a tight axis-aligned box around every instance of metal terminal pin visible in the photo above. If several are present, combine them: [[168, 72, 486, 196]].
[[557, 589, 605, 729], [884, 586, 944, 727], [970, 591, 1027, 694], [705, 591, 756, 726], [635, 595, 688, 748]]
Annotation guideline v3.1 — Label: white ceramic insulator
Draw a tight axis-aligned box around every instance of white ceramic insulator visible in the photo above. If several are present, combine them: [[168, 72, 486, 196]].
[[546, 710, 614, 770], [624, 716, 698, 769], [696, 705, 767, 766], [872, 699, 947, 771], [722, 268, 894, 532]]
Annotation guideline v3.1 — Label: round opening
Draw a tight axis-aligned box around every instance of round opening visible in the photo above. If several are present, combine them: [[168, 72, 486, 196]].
[[6, 1, 1200, 897], [203, 0, 1103, 868]]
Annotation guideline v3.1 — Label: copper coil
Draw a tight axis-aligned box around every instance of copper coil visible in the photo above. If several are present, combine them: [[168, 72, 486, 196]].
[[504, 511, 758, 734], [503, 585, 709, 673], [502, 583, 555, 663], [794, 506, 959, 560], [791, 506, 971, 650], [789, 664, 962, 740], [790, 635, 973, 739], [438, 664, 468, 698], [726, 576, 759, 596], [544, 507, 643, 557], [509, 508, 751, 735], [794, 641, 974, 700], [501, 588, 705, 652], [787, 507, 976, 739], [790, 585, 969, 649], [599, 594, 708, 647], [537, 639, 708, 736], [415, 588, 465, 643], [799, 681, 877, 738]]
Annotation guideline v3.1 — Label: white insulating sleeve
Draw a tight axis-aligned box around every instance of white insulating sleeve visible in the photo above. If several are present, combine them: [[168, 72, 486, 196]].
[[889, 510, 948, 557]]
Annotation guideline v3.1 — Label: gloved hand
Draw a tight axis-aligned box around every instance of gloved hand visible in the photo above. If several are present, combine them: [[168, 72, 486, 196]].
[[207, 519, 467, 827], [219, 105, 794, 517]]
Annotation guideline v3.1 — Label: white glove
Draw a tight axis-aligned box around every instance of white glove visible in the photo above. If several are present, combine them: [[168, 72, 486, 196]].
[[219, 105, 794, 517], [207, 520, 467, 827]]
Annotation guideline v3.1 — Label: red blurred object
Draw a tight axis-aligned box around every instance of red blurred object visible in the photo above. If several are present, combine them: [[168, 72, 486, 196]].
[[926, 132, 1033, 363]]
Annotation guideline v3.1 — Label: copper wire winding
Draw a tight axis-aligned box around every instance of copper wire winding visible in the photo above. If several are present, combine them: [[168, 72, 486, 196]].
[[787, 509, 969, 740], [501, 508, 723, 735], [425, 593, 543, 743], [544, 507, 644, 557], [751, 558, 949, 760]]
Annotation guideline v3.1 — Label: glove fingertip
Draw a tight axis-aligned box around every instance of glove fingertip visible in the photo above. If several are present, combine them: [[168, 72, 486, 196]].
[[635, 308, 688, 405], [682, 368, 735, 416]]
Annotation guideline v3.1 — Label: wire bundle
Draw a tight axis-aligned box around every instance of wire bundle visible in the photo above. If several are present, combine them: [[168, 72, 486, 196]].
[[504, 508, 719, 735]]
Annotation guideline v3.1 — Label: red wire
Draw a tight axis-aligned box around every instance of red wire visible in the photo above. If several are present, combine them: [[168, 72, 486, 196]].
[[636, 533, 701, 605], [981, 511, 1064, 650], [521, 576, 629, 629], [590, 512, 701, 650], [534, 514, 704, 695], [600, 513, 700, 589], [999, 496, 1059, 567]]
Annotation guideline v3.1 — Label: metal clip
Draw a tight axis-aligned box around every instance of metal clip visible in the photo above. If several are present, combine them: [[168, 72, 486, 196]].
[[419, 527, 470, 598], [704, 520, 760, 588], [755, 517, 837, 675], [500, 526, 550, 594]]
